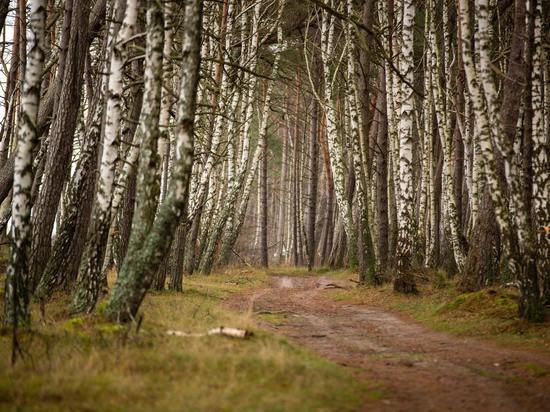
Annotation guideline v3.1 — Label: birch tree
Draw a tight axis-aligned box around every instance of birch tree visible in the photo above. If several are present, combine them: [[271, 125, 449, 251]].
[[4, 0, 46, 325], [105, 0, 202, 322], [71, 0, 139, 314], [393, 0, 417, 293]]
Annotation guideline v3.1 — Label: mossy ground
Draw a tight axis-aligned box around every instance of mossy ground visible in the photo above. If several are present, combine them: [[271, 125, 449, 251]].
[[323, 268, 550, 351], [0, 267, 372, 411]]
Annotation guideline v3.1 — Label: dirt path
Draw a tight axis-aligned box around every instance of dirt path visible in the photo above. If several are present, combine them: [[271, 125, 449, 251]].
[[228, 275, 550, 412]]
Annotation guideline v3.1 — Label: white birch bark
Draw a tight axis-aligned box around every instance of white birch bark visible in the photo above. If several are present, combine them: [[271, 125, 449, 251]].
[[530, 0, 548, 280], [189, 0, 235, 216], [431, 0, 466, 270], [4, 0, 46, 324], [159, 0, 174, 202], [106, 0, 202, 322], [71, 0, 139, 314], [203, 10, 285, 273], [216, 0, 286, 268], [319, 1, 357, 266], [393, 0, 417, 292], [346, 0, 375, 282]]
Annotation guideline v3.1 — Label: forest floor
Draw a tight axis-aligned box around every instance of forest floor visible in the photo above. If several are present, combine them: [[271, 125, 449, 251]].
[[227, 269, 550, 412], [0, 267, 549, 411], [0, 269, 373, 411]]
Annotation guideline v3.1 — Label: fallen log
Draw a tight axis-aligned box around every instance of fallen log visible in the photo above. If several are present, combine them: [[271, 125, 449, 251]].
[[166, 327, 252, 339]]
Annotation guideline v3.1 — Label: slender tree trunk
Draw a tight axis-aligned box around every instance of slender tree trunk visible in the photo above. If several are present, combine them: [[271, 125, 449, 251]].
[[319, 7, 357, 267], [306, 97, 319, 270], [4, 0, 46, 325], [29, 0, 91, 292], [71, 0, 139, 314], [375, 70, 389, 275], [105, 0, 202, 322], [393, 0, 417, 293], [259, 114, 269, 267], [34, 81, 103, 301]]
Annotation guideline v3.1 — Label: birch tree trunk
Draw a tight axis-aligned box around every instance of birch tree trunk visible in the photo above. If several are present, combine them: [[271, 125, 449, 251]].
[[4, 0, 46, 325], [211, 4, 285, 271], [319, 2, 357, 267], [530, 0, 549, 303], [71, 0, 139, 314], [393, 0, 417, 293], [430, 0, 467, 271], [105, 0, 202, 322]]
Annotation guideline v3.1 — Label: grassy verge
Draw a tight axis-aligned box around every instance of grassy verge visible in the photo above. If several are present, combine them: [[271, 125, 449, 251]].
[[323, 269, 550, 352], [0, 268, 372, 412]]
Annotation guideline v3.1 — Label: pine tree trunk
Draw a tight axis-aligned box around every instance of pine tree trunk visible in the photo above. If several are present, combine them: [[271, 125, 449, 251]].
[[34, 85, 103, 301], [259, 119, 269, 268], [306, 97, 319, 270], [375, 70, 389, 275], [29, 0, 91, 292]]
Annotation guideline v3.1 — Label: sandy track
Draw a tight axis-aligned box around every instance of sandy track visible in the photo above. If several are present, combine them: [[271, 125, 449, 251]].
[[228, 275, 550, 412]]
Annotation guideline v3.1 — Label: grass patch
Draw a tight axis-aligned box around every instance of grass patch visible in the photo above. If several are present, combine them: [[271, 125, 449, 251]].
[[518, 362, 548, 377], [0, 267, 372, 411], [265, 266, 313, 277], [323, 271, 550, 352], [258, 312, 287, 325]]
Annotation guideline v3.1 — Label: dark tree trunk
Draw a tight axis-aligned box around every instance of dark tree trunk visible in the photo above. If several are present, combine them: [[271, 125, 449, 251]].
[[292, 129, 299, 267], [0, 0, 9, 33], [460, 193, 501, 291], [306, 99, 319, 271], [169, 220, 189, 291], [33, 87, 102, 301], [432, 136, 443, 265], [30, 0, 91, 292], [259, 122, 269, 268], [184, 210, 202, 274], [375, 71, 389, 275], [499, 0, 542, 320], [116, 167, 137, 269]]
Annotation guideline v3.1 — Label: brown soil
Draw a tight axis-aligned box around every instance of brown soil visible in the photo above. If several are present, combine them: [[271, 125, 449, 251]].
[[227, 275, 550, 412]]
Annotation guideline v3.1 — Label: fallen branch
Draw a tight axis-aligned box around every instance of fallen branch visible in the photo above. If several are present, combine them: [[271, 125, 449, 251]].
[[167, 327, 252, 339], [320, 282, 347, 289], [255, 310, 298, 316], [231, 249, 252, 267]]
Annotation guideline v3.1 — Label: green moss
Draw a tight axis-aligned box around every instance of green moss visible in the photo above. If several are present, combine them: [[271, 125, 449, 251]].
[[62, 316, 85, 331], [437, 289, 518, 319], [519, 362, 548, 377]]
